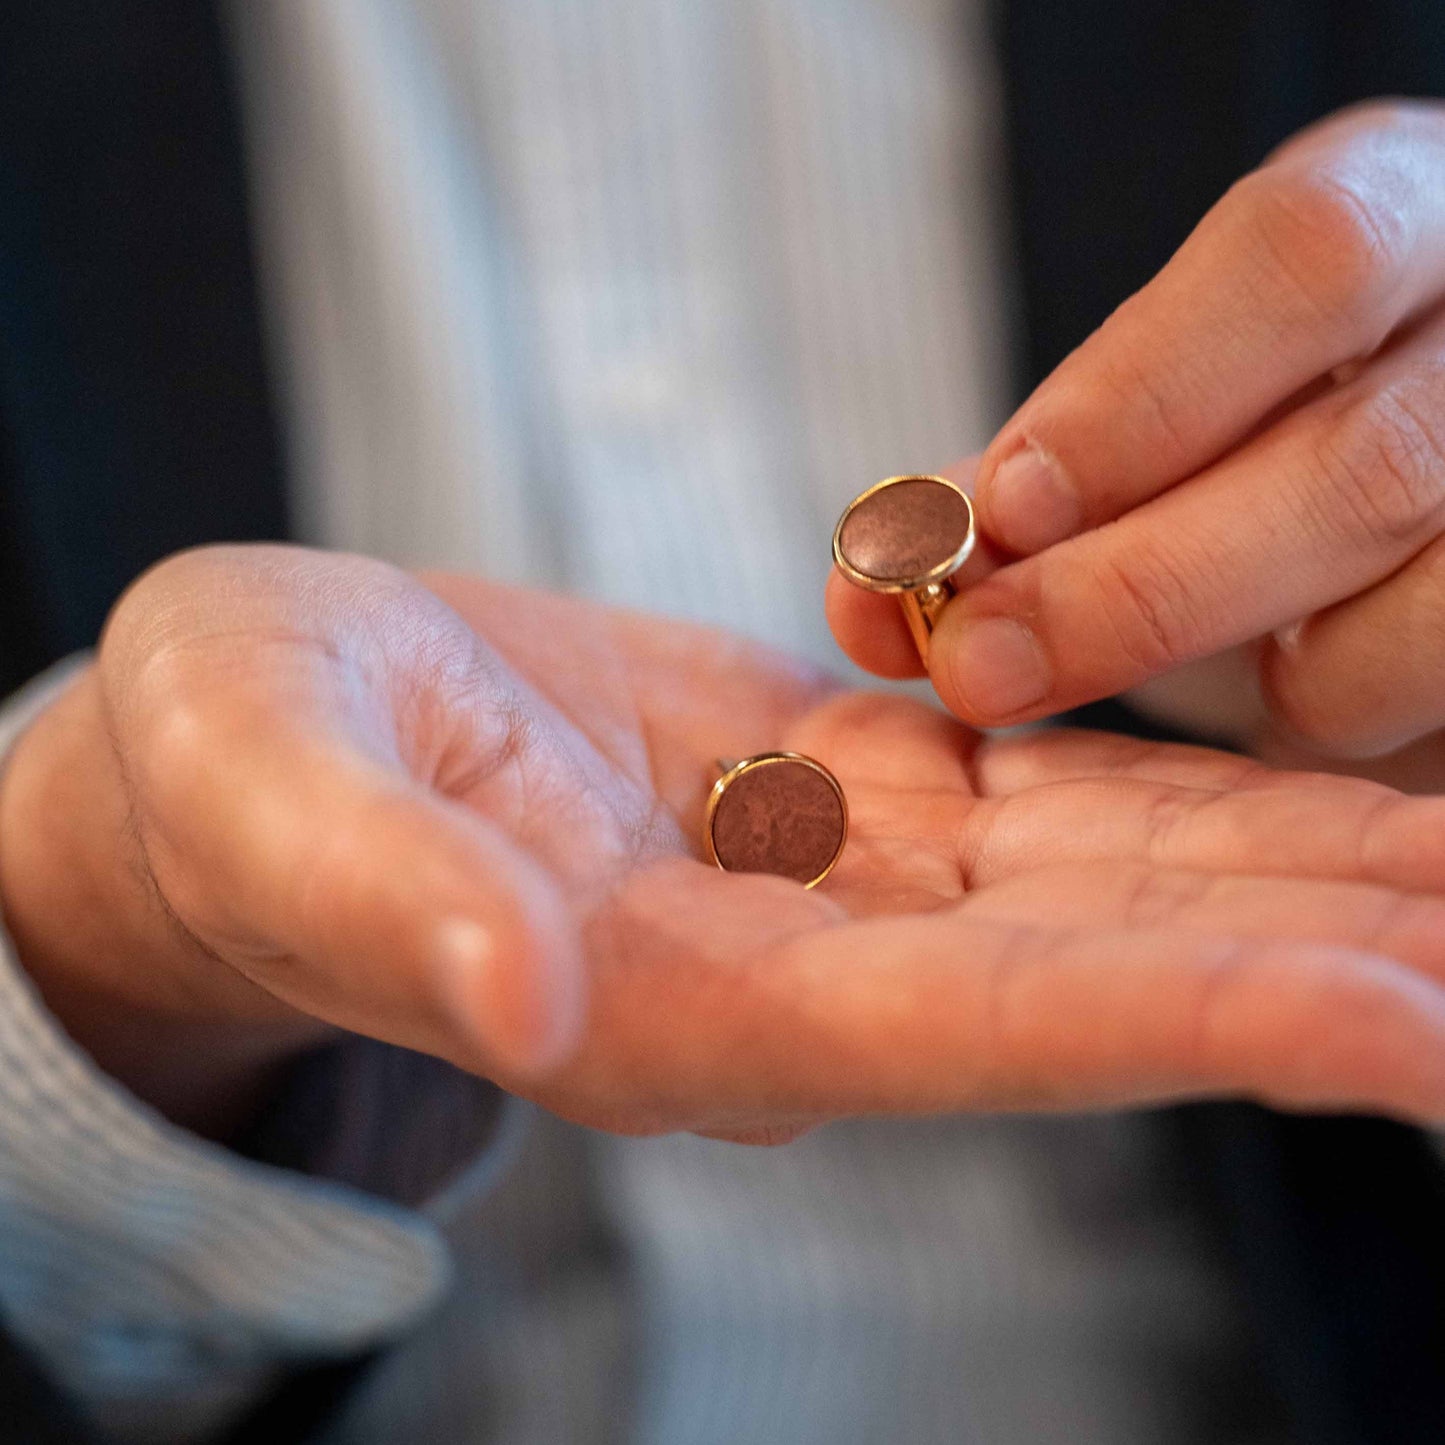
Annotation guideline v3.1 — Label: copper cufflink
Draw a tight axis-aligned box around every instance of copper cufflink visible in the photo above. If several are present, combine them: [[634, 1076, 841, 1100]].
[[702, 476, 970, 887], [704, 753, 848, 889], [832, 474, 976, 662]]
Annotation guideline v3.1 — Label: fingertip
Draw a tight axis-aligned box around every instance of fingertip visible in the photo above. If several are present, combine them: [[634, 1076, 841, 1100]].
[[284, 771, 589, 1081], [928, 597, 1055, 728], [975, 441, 1083, 556], [434, 866, 587, 1080], [824, 569, 927, 679]]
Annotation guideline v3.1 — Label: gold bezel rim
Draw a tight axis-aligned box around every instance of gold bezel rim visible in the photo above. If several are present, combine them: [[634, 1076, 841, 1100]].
[[831, 474, 977, 593], [703, 751, 849, 890]]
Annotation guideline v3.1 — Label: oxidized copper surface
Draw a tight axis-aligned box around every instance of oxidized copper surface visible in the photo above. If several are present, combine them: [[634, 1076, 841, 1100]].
[[836, 476, 972, 585], [709, 759, 845, 885]]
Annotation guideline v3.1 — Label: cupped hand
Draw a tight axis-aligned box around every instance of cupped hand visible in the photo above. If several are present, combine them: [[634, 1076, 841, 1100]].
[[830, 102, 1445, 772], [445, 569, 1445, 1136], [7, 545, 1445, 1144], [0, 545, 832, 1130], [540, 687, 1445, 1141]]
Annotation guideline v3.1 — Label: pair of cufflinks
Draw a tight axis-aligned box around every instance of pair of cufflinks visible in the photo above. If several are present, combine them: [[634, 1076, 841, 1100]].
[[705, 474, 976, 889]]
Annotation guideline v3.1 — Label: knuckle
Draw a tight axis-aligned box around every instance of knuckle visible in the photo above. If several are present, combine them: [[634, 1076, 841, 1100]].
[[119, 686, 230, 921], [1242, 164, 1408, 337], [101, 547, 245, 678], [1317, 376, 1445, 547], [125, 664, 221, 821]]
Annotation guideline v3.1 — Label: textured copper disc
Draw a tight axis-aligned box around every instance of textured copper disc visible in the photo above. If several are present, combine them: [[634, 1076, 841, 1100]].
[[834, 476, 973, 589], [707, 755, 846, 887]]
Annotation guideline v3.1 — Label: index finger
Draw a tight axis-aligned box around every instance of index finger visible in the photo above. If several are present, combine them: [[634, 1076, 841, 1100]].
[[927, 305, 1445, 726], [975, 101, 1445, 555]]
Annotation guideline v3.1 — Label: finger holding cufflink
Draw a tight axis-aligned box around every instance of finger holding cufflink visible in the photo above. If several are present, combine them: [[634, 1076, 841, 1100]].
[[832, 475, 977, 664]]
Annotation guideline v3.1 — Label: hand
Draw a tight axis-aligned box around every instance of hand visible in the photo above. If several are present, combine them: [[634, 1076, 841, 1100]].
[[829, 102, 1445, 771], [0, 544, 833, 1133], [6, 545, 1445, 1145], [555, 695, 1445, 1139]]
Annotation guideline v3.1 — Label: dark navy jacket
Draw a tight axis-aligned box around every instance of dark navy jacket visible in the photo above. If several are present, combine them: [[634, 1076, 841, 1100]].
[[2, 4, 1445, 1441]]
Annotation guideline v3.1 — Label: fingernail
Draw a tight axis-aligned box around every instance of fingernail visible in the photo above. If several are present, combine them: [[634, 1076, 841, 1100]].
[[986, 446, 1081, 554], [947, 617, 1051, 721]]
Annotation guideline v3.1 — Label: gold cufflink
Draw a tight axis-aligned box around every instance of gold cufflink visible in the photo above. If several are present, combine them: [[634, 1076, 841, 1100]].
[[832, 474, 976, 662], [703, 753, 848, 889]]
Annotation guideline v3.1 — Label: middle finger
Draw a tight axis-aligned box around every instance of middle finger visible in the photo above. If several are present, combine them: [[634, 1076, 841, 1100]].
[[930, 306, 1445, 726]]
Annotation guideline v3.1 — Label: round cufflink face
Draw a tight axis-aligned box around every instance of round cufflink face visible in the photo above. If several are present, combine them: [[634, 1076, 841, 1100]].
[[832, 475, 976, 593], [704, 753, 848, 889]]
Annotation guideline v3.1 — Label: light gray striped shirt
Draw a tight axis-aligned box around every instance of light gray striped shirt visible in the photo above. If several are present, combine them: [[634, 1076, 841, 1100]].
[[0, 3, 1279, 1442]]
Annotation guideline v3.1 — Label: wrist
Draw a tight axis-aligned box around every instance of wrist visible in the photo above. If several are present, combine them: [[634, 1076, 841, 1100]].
[[0, 666, 330, 1137]]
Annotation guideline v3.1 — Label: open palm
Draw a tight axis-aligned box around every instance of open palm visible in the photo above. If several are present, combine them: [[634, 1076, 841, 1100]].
[[65, 548, 1445, 1142], [427, 572, 1445, 1138]]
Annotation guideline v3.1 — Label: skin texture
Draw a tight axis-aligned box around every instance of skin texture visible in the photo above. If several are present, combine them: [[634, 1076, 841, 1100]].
[[6, 546, 1445, 1146], [828, 102, 1445, 790]]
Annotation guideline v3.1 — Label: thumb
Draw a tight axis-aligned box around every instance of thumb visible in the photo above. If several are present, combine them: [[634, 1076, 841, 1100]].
[[124, 697, 586, 1084]]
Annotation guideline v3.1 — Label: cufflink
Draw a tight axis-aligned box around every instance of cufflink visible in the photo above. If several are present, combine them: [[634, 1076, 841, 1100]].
[[703, 753, 848, 889], [832, 474, 976, 662]]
